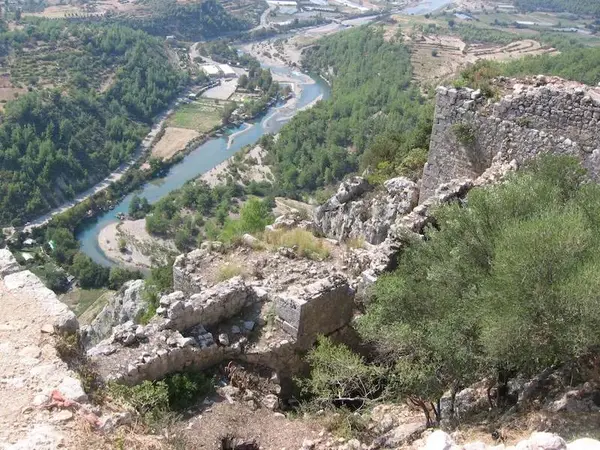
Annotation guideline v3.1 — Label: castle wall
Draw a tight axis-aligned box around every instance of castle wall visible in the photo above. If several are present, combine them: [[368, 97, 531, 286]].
[[420, 78, 600, 202]]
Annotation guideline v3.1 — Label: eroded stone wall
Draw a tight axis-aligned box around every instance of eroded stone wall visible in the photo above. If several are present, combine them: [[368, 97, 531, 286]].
[[275, 275, 354, 349], [420, 77, 600, 201]]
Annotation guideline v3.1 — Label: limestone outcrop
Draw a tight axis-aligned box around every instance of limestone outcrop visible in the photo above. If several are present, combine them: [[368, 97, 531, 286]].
[[419, 430, 600, 450], [421, 76, 600, 201], [82, 279, 146, 347], [315, 176, 419, 245], [0, 250, 89, 449], [0, 248, 20, 277]]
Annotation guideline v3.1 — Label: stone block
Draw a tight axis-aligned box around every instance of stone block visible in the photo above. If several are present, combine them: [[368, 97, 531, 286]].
[[275, 275, 354, 349]]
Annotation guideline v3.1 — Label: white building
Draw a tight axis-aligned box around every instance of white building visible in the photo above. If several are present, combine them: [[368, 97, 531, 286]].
[[202, 64, 221, 78], [218, 64, 237, 79]]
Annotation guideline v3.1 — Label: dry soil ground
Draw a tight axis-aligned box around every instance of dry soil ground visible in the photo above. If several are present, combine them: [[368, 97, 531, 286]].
[[151, 127, 200, 160]]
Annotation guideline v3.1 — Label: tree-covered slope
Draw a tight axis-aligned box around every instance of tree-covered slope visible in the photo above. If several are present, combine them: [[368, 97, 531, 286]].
[[0, 22, 187, 226], [514, 0, 600, 17], [263, 26, 433, 196], [117, 0, 250, 41]]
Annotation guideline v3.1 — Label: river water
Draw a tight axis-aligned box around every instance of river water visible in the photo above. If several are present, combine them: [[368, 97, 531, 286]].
[[77, 67, 331, 266], [401, 0, 454, 15]]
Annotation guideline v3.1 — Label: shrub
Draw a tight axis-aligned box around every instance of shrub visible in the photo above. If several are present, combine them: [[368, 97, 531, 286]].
[[358, 156, 600, 422], [164, 371, 214, 410], [263, 229, 330, 260], [299, 336, 385, 409], [452, 122, 476, 145], [109, 380, 170, 426], [109, 371, 215, 427], [219, 198, 273, 243]]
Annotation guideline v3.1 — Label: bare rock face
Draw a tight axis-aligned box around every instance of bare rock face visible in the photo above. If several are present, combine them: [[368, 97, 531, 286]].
[[0, 251, 88, 450], [3, 270, 77, 334], [82, 279, 146, 347], [419, 431, 588, 450], [315, 176, 419, 245], [0, 248, 20, 278]]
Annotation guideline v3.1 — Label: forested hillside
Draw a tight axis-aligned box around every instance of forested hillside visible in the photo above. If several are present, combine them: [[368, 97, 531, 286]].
[[0, 21, 187, 226], [263, 26, 433, 196], [515, 0, 600, 17], [117, 0, 250, 41]]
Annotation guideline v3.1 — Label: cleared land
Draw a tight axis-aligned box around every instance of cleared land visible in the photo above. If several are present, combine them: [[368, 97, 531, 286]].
[[202, 78, 239, 100], [167, 98, 229, 132], [0, 74, 26, 108], [5, 41, 115, 92], [151, 126, 200, 160], [60, 288, 112, 319], [406, 33, 557, 84]]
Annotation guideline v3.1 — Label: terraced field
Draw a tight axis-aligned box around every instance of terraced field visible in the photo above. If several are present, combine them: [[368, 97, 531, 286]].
[[406, 33, 558, 84], [8, 43, 115, 90]]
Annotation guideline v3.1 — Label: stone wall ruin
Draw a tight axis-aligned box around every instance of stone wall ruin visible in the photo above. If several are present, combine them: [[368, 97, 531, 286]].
[[420, 76, 600, 202]]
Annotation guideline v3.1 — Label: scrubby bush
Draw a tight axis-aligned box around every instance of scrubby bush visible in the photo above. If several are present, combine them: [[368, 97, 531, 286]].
[[358, 157, 600, 418], [219, 198, 273, 243], [109, 371, 214, 427], [300, 157, 600, 425]]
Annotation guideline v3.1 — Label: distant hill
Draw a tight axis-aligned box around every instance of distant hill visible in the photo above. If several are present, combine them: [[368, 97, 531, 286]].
[[514, 0, 600, 17]]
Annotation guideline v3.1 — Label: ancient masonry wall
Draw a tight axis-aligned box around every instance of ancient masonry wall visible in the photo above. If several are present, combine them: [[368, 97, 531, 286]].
[[420, 78, 600, 201], [275, 275, 354, 350]]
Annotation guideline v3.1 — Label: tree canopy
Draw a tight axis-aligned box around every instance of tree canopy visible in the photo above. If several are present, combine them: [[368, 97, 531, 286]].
[[355, 157, 600, 417], [0, 21, 187, 226], [263, 26, 432, 195]]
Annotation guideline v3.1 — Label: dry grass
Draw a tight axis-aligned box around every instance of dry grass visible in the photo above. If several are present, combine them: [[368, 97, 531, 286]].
[[151, 127, 199, 160], [345, 236, 366, 249], [216, 262, 247, 282], [262, 229, 330, 261], [71, 419, 170, 450]]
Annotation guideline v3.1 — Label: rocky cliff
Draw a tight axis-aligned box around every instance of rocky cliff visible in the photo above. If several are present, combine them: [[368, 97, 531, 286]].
[[0, 250, 90, 449], [314, 176, 419, 245], [421, 76, 600, 201], [81, 279, 146, 347]]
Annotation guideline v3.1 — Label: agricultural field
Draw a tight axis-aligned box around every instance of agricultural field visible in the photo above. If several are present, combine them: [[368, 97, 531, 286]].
[[151, 126, 200, 160], [60, 287, 112, 320], [219, 0, 266, 24], [167, 98, 231, 133], [406, 33, 557, 84], [390, 3, 600, 86], [0, 73, 27, 109]]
